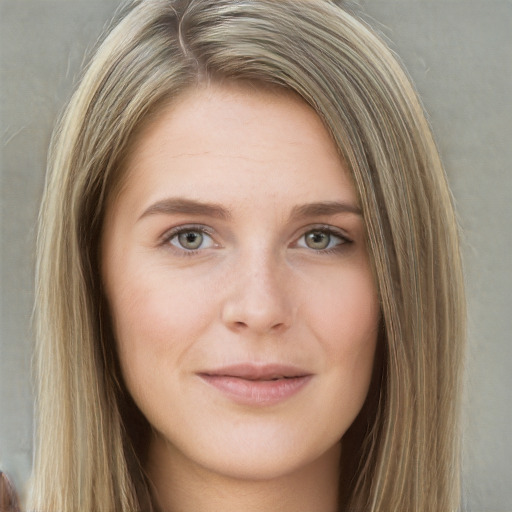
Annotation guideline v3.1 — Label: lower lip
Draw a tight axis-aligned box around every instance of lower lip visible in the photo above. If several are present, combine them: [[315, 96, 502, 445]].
[[199, 374, 312, 406]]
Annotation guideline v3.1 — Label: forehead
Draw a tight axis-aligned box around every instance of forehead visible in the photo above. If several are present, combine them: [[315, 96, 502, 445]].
[[113, 82, 357, 217]]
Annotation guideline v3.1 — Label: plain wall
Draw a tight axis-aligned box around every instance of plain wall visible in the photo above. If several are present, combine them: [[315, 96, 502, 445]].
[[1, 1, 511, 510]]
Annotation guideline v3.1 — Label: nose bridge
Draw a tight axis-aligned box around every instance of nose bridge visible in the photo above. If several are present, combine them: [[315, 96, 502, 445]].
[[221, 244, 293, 334]]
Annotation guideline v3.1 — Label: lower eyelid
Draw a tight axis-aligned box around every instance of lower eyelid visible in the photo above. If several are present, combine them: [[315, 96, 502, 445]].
[[159, 225, 352, 253], [160, 225, 216, 249], [296, 228, 351, 247]]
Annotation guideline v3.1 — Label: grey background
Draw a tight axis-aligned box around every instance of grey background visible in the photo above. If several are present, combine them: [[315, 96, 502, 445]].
[[1, 1, 510, 510]]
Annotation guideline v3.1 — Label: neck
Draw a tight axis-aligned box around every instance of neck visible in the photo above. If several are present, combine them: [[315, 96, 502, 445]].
[[146, 433, 341, 512]]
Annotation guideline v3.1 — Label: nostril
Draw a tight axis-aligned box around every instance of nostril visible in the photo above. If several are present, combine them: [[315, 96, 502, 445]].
[[220, 279, 293, 334]]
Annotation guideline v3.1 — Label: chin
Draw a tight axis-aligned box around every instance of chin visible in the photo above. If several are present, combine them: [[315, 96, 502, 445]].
[[151, 419, 342, 483]]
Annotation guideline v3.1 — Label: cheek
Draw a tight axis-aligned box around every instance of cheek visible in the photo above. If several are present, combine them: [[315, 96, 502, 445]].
[[305, 265, 380, 402], [105, 261, 216, 395], [308, 262, 379, 344]]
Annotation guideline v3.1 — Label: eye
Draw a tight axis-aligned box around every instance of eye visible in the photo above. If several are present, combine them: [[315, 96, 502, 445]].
[[166, 227, 215, 251], [297, 228, 349, 251]]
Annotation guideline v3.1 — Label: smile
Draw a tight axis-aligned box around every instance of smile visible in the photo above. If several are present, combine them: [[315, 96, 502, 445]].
[[198, 364, 313, 406]]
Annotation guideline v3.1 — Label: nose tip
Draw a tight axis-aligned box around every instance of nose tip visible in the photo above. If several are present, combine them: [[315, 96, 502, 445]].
[[224, 315, 287, 334], [220, 260, 293, 336]]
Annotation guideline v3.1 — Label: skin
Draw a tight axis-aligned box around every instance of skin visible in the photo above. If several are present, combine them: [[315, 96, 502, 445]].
[[102, 83, 380, 512]]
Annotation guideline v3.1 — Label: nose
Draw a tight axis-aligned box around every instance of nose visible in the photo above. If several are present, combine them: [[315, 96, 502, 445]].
[[220, 251, 294, 336]]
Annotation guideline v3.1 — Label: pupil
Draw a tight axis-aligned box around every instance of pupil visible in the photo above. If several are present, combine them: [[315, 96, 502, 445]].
[[307, 231, 329, 249], [179, 231, 202, 249]]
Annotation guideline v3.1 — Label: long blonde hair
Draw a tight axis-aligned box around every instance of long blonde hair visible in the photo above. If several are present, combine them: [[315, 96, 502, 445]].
[[31, 1, 465, 510]]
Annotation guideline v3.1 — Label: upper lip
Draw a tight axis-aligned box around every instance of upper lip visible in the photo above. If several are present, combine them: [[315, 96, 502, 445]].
[[198, 363, 312, 381]]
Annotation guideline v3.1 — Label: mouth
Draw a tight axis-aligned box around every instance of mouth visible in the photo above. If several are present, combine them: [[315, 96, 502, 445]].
[[197, 363, 313, 405]]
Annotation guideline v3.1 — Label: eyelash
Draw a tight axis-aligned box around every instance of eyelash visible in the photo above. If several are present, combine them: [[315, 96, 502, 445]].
[[296, 225, 352, 255], [160, 224, 216, 256], [159, 224, 352, 256]]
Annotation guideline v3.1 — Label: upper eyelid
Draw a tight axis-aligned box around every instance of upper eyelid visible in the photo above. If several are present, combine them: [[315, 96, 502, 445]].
[[159, 225, 217, 255], [157, 223, 353, 248], [160, 223, 214, 242], [296, 224, 352, 242]]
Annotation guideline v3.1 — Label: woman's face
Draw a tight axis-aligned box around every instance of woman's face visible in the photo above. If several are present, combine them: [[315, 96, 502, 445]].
[[102, 83, 380, 481]]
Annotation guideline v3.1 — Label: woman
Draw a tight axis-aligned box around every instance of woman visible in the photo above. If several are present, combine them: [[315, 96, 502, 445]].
[[30, 0, 466, 511]]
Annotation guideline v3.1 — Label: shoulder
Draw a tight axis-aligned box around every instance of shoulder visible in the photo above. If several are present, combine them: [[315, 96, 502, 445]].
[[0, 471, 20, 512]]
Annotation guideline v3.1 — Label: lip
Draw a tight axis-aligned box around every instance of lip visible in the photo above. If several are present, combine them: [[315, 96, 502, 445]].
[[198, 363, 313, 406]]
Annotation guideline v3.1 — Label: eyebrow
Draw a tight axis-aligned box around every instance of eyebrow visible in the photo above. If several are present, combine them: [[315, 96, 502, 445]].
[[290, 201, 362, 218], [138, 198, 362, 222], [139, 198, 231, 221]]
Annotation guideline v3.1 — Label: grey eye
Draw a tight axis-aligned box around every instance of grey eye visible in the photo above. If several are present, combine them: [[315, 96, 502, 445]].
[[304, 230, 331, 250], [166, 226, 215, 253], [174, 231, 204, 250]]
